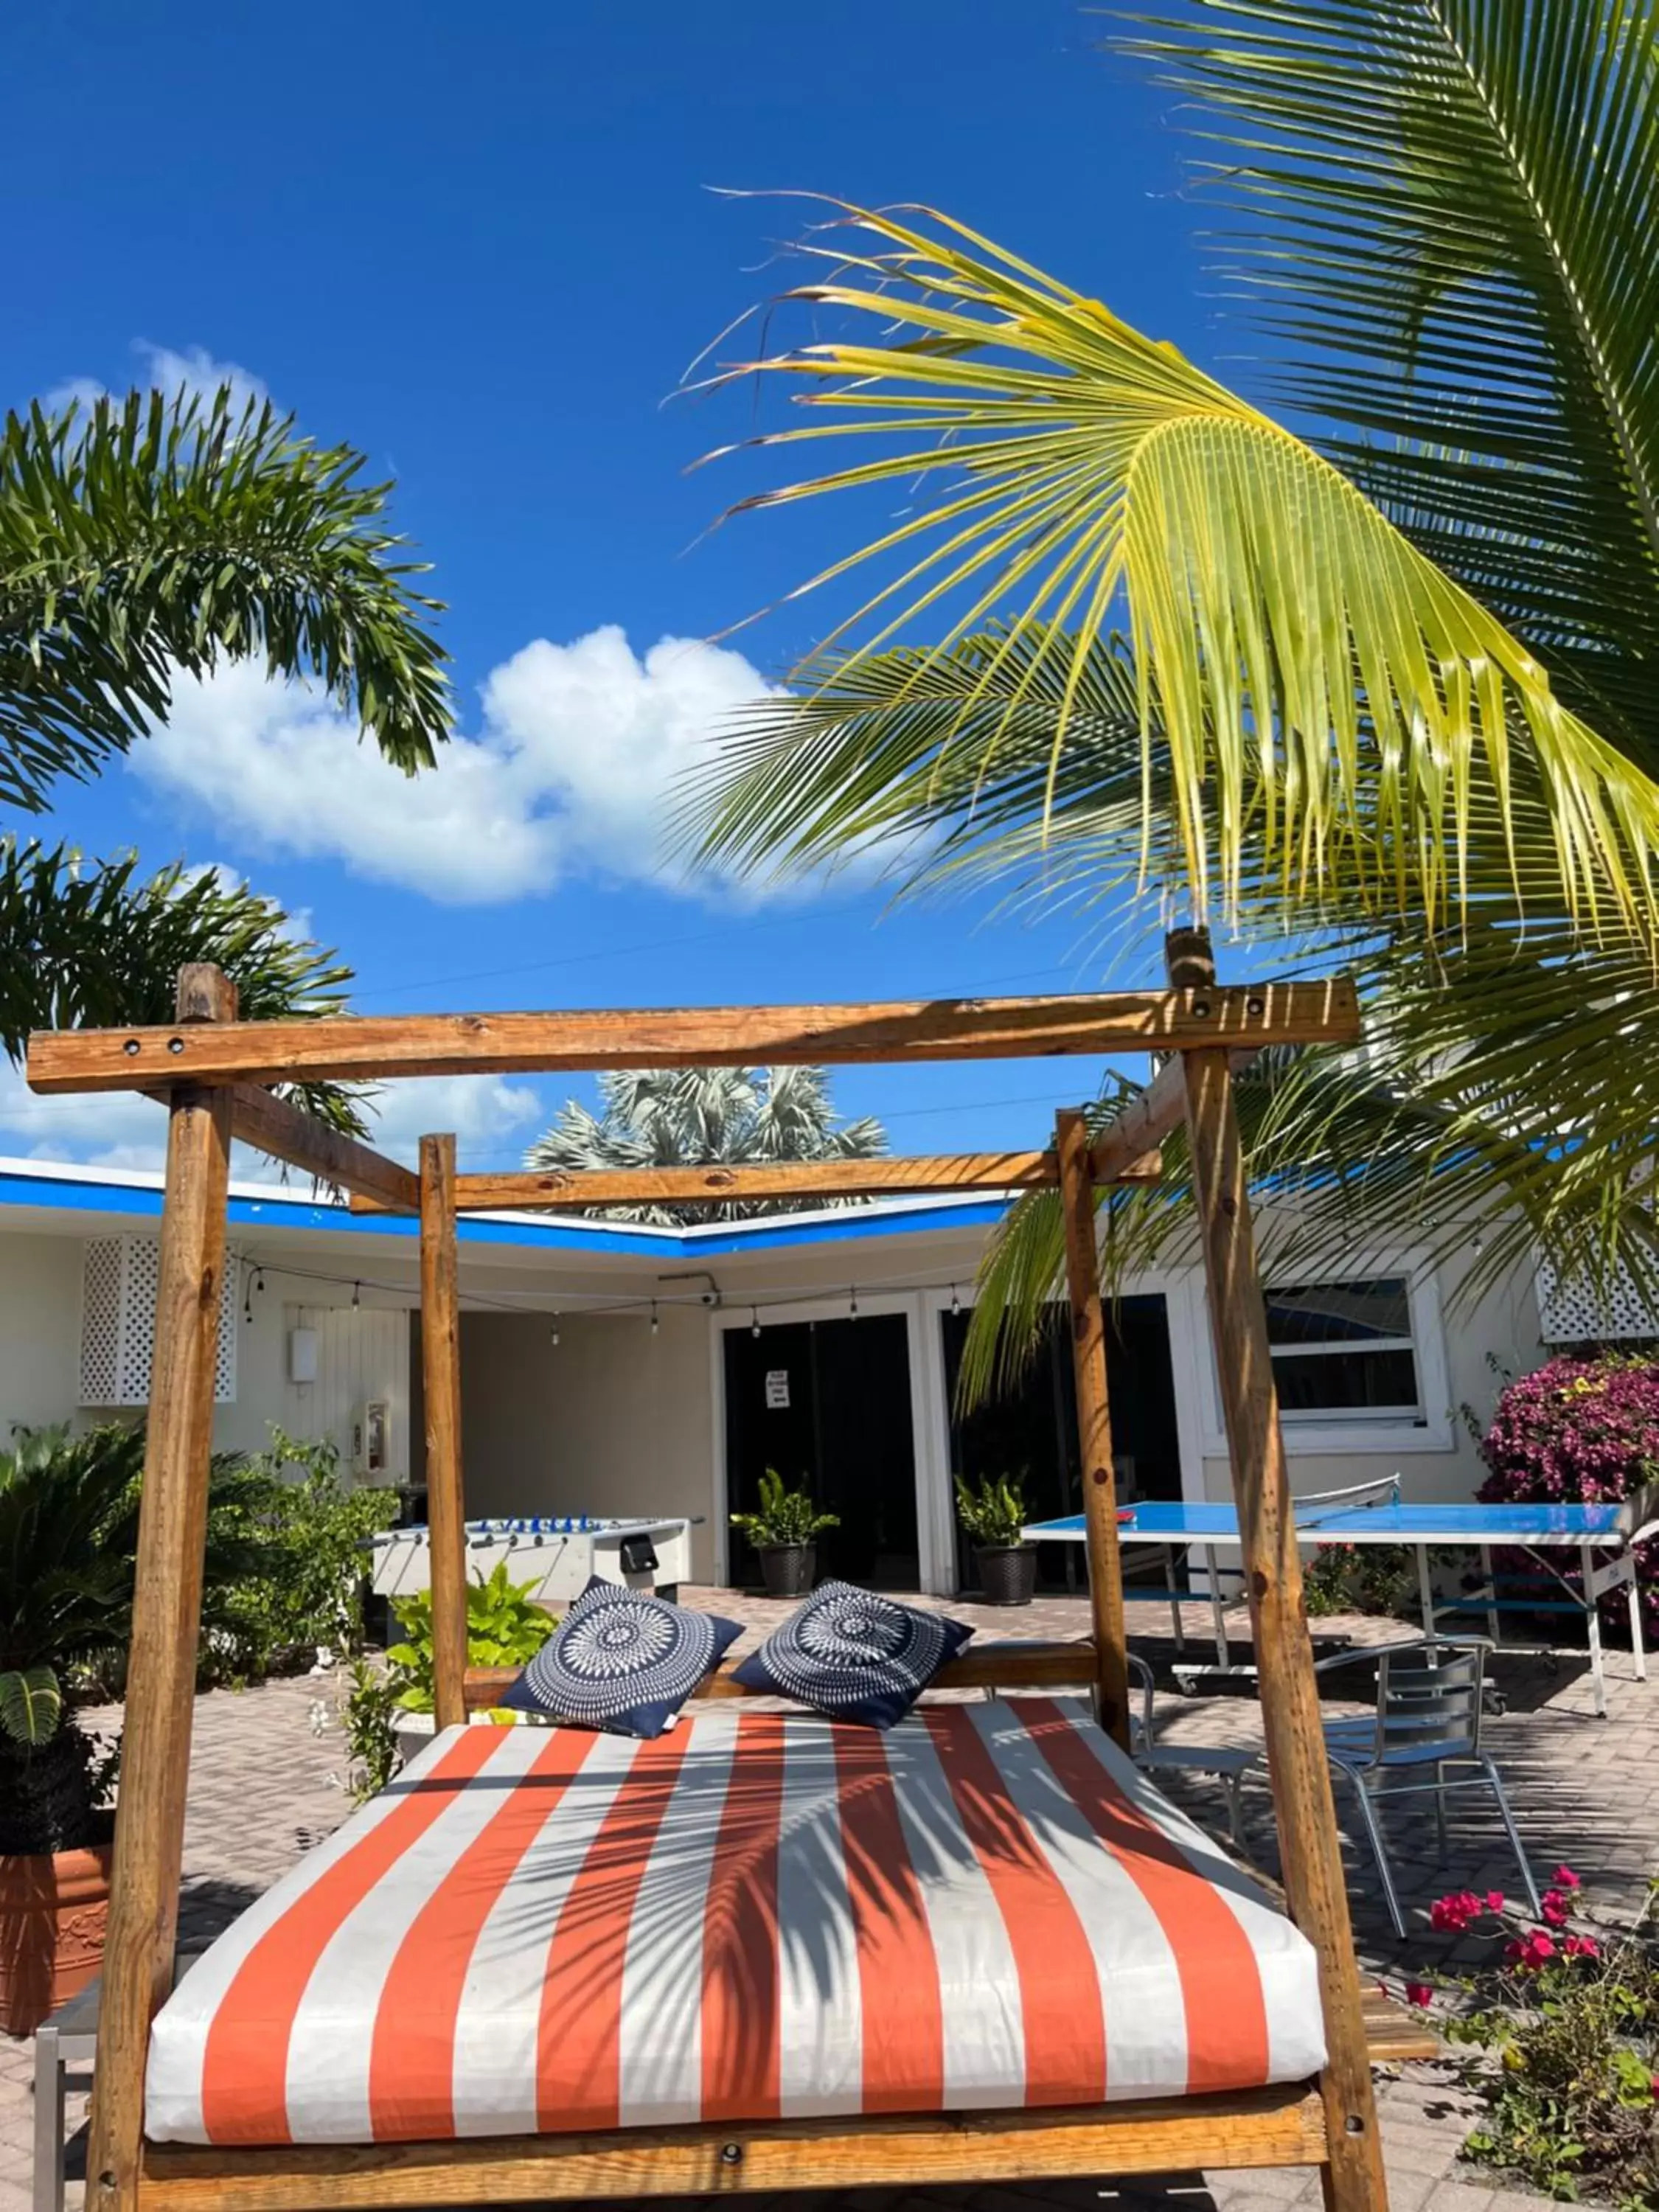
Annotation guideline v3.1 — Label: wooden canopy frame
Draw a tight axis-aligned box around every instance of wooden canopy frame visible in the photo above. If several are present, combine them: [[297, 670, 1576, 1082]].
[[24, 940, 1405, 2212]]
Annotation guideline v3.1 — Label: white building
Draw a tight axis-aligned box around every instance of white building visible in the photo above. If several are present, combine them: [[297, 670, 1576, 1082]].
[[0, 1156, 1550, 1595]]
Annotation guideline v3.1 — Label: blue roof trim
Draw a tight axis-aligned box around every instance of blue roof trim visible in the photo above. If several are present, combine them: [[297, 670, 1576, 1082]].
[[0, 1165, 1006, 1256]]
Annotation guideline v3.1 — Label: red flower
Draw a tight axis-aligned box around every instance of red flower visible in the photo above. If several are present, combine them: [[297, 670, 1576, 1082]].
[[1564, 1935, 1600, 1959], [1485, 1890, 1506, 1913], [1505, 1931, 1557, 1971], [1404, 1982, 1433, 2009], [1553, 1865, 1582, 1891], [1541, 1891, 1570, 1927]]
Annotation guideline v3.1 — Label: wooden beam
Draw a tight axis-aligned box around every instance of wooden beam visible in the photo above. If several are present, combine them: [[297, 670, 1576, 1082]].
[[419, 1135, 467, 1733], [463, 1638, 1097, 1713], [1054, 1108, 1133, 1752], [1170, 931, 1387, 2212], [139, 2084, 1330, 2208], [86, 967, 237, 2212], [26, 981, 1361, 1094], [225, 1087, 420, 1212], [349, 1149, 1164, 1217]]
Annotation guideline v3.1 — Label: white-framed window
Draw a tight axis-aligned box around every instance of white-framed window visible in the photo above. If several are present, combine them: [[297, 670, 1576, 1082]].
[[1264, 1276, 1422, 1421]]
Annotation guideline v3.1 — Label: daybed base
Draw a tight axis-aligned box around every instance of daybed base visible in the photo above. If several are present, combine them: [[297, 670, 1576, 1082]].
[[137, 2003, 1434, 2212], [138, 2089, 1329, 2209]]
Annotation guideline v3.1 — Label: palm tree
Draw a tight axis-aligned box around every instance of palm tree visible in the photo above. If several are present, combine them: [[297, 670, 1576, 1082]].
[[528, 1065, 886, 1223], [685, 0, 1659, 1393], [0, 385, 451, 1124]]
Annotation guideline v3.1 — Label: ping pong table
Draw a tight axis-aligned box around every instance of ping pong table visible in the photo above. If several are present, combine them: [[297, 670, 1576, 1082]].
[[1023, 1475, 1659, 1716]]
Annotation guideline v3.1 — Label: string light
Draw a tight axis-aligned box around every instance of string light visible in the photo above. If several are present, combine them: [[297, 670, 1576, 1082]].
[[650, 1299, 659, 1337], [351, 1280, 361, 1309], [849, 1285, 859, 1318], [550, 1312, 561, 1348], [254, 1267, 265, 1296], [950, 1284, 961, 1315], [751, 1307, 762, 1338]]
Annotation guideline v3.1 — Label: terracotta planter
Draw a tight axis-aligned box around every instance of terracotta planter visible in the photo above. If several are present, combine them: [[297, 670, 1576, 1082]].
[[0, 1843, 111, 2037]]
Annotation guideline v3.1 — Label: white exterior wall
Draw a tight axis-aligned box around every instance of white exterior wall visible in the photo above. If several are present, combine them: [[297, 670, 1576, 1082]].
[[0, 1230, 86, 1436], [0, 1172, 1551, 1594], [451, 1308, 717, 1580]]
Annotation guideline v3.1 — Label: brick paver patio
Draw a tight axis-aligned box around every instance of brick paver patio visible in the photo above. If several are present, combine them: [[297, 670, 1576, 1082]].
[[4, 1589, 1653, 2212]]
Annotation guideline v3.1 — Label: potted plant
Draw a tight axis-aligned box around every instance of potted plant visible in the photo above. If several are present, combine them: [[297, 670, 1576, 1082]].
[[0, 1427, 136, 2035], [731, 1470, 838, 1598], [0, 1424, 280, 2034], [956, 1472, 1036, 1606]]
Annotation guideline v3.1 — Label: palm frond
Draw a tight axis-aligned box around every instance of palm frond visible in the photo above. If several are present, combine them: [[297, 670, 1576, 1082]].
[[0, 840, 368, 1133], [1111, 0, 1659, 773], [0, 387, 451, 810], [694, 200, 1659, 942], [526, 1063, 888, 1223]]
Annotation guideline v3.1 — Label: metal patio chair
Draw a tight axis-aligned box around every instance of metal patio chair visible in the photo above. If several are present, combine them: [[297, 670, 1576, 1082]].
[[1125, 1649, 1253, 1846], [1312, 1635, 1542, 1938]]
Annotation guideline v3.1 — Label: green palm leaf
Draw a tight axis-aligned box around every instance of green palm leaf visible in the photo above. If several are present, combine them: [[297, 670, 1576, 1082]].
[[694, 199, 1659, 940], [0, 1665, 62, 1745], [0, 386, 451, 811], [1112, 0, 1659, 773]]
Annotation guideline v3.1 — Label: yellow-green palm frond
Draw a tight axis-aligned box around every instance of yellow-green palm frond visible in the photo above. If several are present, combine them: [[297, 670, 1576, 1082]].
[[696, 202, 1659, 943]]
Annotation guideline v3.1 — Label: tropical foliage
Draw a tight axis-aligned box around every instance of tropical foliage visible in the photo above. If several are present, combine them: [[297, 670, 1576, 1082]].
[[0, 841, 368, 1132], [0, 383, 451, 1127], [528, 1064, 886, 1222], [1420, 1874, 1659, 2206], [686, 0, 1659, 1395], [729, 1469, 840, 1547], [1478, 1354, 1659, 1642], [384, 1564, 557, 1714], [954, 1472, 1031, 1550], [0, 1424, 270, 1853], [204, 1427, 400, 1681], [1, 388, 448, 809]]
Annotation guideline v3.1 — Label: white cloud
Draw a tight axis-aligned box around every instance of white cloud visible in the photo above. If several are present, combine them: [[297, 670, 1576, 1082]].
[[358, 1077, 543, 1169], [45, 341, 268, 417], [0, 1064, 543, 1182], [134, 341, 268, 414], [126, 626, 782, 904]]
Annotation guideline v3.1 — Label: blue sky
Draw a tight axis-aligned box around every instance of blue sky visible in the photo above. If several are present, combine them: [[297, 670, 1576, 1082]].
[[1, 1, 1239, 1175]]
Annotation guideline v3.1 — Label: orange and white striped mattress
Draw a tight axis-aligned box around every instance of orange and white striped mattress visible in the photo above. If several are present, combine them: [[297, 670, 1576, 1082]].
[[145, 1697, 1324, 2146]]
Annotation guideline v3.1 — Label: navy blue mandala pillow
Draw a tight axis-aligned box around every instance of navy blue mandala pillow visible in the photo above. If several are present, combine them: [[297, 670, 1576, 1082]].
[[733, 1581, 973, 1729], [502, 1580, 742, 1739]]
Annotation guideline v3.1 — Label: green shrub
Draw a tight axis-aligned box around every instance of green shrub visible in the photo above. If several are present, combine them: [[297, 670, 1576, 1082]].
[[1419, 1876, 1659, 2205], [730, 1468, 839, 1547], [337, 1658, 402, 1805], [384, 1562, 557, 1714], [955, 1472, 1030, 1549], [1301, 1540, 1419, 1619], [204, 1427, 400, 1682]]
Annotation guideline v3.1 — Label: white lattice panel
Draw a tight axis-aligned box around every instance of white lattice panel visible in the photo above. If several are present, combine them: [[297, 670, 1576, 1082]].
[[80, 1236, 238, 1405], [1536, 1256, 1659, 1346]]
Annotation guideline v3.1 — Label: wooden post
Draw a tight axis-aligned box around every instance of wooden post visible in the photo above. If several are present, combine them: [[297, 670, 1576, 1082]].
[[86, 967, 237, 2212], [1054, 1107, 1132, 1751], [1169, 931, 1386, 2212], [420, 1133, 467, 1731]]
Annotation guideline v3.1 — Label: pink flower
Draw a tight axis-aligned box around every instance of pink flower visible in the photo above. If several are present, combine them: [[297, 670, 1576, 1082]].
[[1564, 1935, 1600, 1959], [1541, 1891, 1570, 1927], [1504, 1931, 1557, 1971], [1553, 1865, 1582, 1891], [1404, 1983, 1433, 2009], [1485, 1891, 1506, 1912]]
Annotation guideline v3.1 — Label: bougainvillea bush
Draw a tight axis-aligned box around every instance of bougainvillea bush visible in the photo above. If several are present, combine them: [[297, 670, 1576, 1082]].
[[1478, 1355, 1659, 1644], [1412, 1872, 1659, 2207]]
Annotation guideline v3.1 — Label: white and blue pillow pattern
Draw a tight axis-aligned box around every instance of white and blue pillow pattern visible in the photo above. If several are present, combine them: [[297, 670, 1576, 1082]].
[[503, 1579, 742, 1739], [732, 1581, 974, 1729]]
